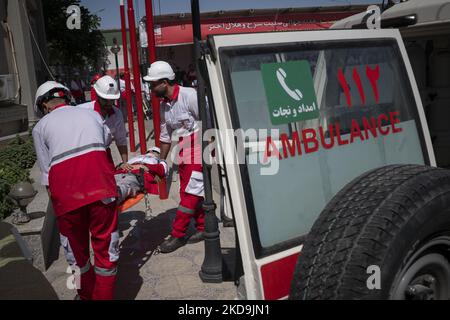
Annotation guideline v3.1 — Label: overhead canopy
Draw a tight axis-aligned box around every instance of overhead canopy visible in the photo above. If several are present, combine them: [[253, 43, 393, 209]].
[[144, 10, 363, 47]]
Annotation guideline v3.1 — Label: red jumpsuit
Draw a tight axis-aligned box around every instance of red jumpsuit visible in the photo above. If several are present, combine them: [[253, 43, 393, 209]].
[[160, 85, 204, 239], [33, 104, 119, 300], [78, 100, 127, 169]]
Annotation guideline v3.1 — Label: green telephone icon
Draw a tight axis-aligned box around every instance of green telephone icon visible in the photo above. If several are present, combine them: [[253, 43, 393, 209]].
[[276, 67, 303, 101]]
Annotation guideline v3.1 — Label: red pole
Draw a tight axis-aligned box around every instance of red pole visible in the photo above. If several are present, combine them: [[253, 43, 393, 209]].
[[145, 0, 157, 63], [120, 0, 136, 152], [144, 0, 168, 200], [127, 0, 147, 154]]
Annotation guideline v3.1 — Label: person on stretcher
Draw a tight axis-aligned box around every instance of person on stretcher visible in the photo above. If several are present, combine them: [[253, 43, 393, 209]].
[[115, 146, 168, 204]]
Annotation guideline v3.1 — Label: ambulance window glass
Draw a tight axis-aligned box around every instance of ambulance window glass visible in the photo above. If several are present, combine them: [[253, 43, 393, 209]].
[[221, 39, 426, 255], [314, 45, 414, 135], [227, 52, 291, 136]]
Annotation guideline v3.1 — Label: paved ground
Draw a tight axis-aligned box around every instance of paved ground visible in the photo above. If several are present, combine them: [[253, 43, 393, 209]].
[[43, 118, 237, 300]]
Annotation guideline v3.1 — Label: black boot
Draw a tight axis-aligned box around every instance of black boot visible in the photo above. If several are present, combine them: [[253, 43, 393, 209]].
[[159, 235, 187, 253], [220, 189, 234, 227], [187, 231, 204, 244], [221, 214, 235, 228]]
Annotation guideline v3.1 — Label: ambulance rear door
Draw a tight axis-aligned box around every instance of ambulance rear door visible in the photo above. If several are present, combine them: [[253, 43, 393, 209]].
[[205, 29, 434, 299]]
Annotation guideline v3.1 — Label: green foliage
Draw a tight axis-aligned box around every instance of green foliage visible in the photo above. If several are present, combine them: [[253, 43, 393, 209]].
[[42, 0, 108, 71], [0, 135, 36, 220], [0, 135, 36, 170], [0, 179, 15, 222]]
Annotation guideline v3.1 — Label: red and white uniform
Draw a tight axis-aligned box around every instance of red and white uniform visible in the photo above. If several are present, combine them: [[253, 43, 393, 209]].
[[119, 78, 137, 101], [78, 101, 127, 147], [160, 85, 204, 238], [119, 79, 127, 100], [70, 79, 86, 101], [33, 104, 119, 300], [78, 100, 127, 165]]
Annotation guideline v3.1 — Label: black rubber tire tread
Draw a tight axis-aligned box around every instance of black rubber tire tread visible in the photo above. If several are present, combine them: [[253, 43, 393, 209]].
[[289, 164, 450, 300]]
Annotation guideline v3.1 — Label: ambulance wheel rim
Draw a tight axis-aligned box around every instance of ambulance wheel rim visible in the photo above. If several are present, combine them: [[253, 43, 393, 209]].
[[391, 236, 450, 300]]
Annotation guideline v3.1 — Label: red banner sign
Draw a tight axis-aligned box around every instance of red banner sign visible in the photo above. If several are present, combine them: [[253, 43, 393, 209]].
[[154, 12, 358, 46]]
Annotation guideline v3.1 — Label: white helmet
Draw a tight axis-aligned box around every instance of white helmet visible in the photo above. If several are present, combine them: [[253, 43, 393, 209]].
[[143, 61, 175, 82], [93, 75, 120, 99], [34, 81, 71, 114]]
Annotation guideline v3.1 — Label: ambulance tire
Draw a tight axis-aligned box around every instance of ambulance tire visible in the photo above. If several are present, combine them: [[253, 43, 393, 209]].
[[289, 164, 450, 300]]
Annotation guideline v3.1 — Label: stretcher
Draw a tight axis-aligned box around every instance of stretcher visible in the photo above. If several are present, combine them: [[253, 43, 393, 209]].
[[117, 193, 144, 213], [115, 162, 164, 215], [117, 192, 155, 220]]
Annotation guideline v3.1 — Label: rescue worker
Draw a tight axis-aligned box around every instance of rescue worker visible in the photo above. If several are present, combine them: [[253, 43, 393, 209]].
[[143, 61, 204, 253], [79, 75, 132, 171], [32, 81, 119, 300], [118, 73, 135, 121], [186, 64, 197, 87], [70, 72, 86, 104], [119, 73, 127, 99]]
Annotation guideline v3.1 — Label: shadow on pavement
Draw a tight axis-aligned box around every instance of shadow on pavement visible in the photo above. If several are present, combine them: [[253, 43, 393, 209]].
[[221, 247, 243, 282], [0, 221, 59, 300], [114, 208, 176, 300]]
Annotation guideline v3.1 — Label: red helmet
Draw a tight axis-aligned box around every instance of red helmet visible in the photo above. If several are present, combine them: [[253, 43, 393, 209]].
[[90, 74, 101, 85]]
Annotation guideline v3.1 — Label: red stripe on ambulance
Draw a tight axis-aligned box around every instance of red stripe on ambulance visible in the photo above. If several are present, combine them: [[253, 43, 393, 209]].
[[260, 252, 300, 300]]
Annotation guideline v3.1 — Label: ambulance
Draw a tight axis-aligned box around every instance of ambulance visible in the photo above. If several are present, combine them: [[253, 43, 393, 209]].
[[194, 0, 450, 299]]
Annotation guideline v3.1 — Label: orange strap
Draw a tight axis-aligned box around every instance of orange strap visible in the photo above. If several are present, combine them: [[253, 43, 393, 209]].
[[118, 193, 145, 213]]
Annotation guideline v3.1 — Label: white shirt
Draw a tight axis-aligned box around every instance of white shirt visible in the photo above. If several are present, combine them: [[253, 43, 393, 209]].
[[78, 101, 128, 147], [32, 104, 117, 216], [142, 80, 150, 101], [119, 79, 126, 93], [120, 79, 135, 93], [160, 85, 199, 143], [32, 105, 109, 186]]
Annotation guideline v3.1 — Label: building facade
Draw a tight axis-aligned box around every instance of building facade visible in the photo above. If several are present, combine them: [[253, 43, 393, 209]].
[[101, 5, 370, 80], [0, 0, 48, 138]]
